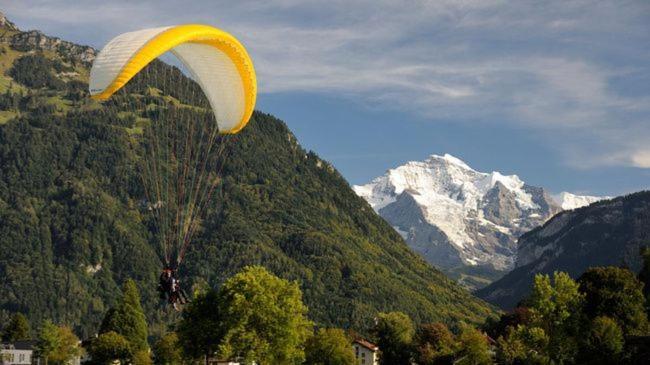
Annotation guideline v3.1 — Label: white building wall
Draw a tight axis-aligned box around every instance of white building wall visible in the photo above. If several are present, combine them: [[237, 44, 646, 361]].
[[352, 344, 378, 365], [0, 349, 32, 365]]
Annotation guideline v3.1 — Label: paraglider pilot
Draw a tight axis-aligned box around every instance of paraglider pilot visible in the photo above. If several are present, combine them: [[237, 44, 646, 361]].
[[157, 265, 189, 310]]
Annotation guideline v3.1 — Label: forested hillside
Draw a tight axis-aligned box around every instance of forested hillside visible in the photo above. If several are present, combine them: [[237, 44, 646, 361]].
[[0, 17, 494, 338]]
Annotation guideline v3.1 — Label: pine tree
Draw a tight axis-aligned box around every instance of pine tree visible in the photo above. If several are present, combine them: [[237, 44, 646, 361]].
[[373, 312, 415, 365], [99, 279, 149, 351], [2, 313, 31, 341]]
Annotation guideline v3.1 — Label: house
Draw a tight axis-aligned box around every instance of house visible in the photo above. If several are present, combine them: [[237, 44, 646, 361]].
[[352, 339, 379, 365], [0, 341, 35, 365], [1, 340, 82, 365]]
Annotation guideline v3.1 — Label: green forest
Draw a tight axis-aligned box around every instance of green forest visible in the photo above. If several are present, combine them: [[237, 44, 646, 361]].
[[0, 34, 492, 340]]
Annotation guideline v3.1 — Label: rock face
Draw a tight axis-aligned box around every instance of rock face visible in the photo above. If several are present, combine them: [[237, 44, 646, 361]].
[[0, 11, 96, 64], [477, 191, 650, 309], [0, 11, 18, 31], [354, 154, 605, 287], [10, 30, 96, 63]]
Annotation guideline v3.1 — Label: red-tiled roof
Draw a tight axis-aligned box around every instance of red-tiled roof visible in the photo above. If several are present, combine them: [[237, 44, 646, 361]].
[[354, 338, 379, 351]]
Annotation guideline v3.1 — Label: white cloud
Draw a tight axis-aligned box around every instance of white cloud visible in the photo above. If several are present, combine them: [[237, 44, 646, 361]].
[[631, 150, 650, 168], [3, 0, 650, 169]]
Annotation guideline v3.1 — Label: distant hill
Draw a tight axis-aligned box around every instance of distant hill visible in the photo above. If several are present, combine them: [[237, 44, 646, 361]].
[[354, 154, 605, 289], [477, 191, 650, 309], [0, 13, 494, 337]]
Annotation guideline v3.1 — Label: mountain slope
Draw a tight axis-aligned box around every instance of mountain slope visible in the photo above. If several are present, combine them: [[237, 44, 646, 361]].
[[354, 154, 605, 288], [0, 15, 494, 337], [477, 191, 650, 309]]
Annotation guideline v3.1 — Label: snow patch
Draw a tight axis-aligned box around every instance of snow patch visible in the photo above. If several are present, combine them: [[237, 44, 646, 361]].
[[553, 192, 608, 210]]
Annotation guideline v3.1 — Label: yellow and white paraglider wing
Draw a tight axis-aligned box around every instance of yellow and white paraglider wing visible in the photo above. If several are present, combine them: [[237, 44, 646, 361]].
[[89, 24, 256, 133]]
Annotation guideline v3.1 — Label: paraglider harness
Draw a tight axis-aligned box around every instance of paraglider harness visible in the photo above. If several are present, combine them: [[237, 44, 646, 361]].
[[157, 265, 189, 310]]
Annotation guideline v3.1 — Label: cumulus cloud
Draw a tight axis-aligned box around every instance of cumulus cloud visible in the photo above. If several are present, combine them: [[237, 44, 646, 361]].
[[4, 0, 650, 169]]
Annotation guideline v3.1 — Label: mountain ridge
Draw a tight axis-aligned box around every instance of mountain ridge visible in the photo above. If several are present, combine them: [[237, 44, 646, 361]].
[[477, 190, 650, 309]]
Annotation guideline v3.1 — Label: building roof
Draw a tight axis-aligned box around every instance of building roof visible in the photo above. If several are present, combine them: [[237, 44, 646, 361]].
[[1, 341, 35, 350], [353, 338, 379, 352]]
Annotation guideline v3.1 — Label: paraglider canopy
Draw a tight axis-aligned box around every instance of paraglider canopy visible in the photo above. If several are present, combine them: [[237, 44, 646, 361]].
[[88, 24, 257, 276], [89, 24, 256, 133]]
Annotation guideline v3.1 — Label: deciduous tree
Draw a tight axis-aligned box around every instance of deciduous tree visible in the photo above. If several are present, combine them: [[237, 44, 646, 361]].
[[153, 332, 183, 365], [217, 266, 312, 364], [35, 320, 60, 365], [88, 331, 132, 365], [177, 290, 224, 362], [578, 266, 649, 335], [304, 328, 355, 365], [581, 316, 624, 363], [456, 324, 491, 365], [415, 322, 457, 365], [528, 271, 583, 363], [47, 326, 81, 365]]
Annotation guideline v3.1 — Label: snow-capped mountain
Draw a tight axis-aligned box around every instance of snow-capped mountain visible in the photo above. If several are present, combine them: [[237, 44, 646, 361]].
[[554, 192, 608, 210], [353, 154, 606, 285]]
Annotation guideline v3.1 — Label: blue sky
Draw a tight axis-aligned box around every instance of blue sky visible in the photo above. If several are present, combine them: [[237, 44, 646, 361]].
[[4, 1, 650, 196]]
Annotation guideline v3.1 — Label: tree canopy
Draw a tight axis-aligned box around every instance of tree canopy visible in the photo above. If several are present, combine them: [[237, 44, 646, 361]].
[[35, 320, 80, 365], [304, 328, 356, 365], [177, 290, 224, 361], [373, 311, 415, 365], [153, 332, 184, 365], [99, 279, 149, 352], [88, 331, 132, 365], [578, 266, 649, 335], [217, 265, 313, 364], [2, 313, 31, 341]]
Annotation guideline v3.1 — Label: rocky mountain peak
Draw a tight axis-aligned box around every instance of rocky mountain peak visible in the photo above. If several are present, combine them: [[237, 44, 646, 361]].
[[0, 11, 19, 31], [0, 11, 96, 64]]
